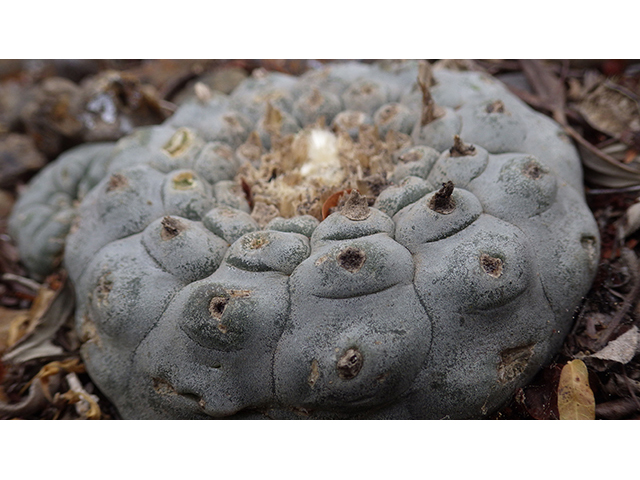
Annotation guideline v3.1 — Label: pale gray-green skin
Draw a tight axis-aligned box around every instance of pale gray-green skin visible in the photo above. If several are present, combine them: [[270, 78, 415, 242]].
[[8, 62, 600, 419]]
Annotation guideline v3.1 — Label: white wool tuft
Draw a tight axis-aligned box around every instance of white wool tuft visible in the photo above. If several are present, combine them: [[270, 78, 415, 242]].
[[301, 130, 342, 183]]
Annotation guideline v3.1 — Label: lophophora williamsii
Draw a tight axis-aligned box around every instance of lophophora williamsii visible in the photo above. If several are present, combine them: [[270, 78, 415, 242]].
[[9, 61, 599, 419]]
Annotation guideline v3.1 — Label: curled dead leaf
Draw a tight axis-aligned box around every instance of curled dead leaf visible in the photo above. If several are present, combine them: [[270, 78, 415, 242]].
[[620, 201, 640, 238], [568, 124, 640, 188], [2, 272, 74, 363], [0, 307, 29, 354], [6, 288, 55, 348], [575, 80, 640, 140], [322, 189, 352, 220], [19, 358, 85, 400], [557, 359, 595, 420], [59, 372, 101, 420], [240, 177, 254, 210], [0, 374, 61, 418]]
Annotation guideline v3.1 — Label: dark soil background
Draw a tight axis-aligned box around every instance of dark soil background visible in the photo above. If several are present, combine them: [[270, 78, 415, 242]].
[[1, 59, 639, 420]]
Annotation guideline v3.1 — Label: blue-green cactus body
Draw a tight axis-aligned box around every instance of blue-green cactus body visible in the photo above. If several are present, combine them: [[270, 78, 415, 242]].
[[9, 61, 599, 419]]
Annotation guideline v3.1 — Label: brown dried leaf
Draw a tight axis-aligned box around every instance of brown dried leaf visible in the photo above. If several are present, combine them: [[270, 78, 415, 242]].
[[569, 124, 640, 188], [589, 326, 639, 364], [620, 201, 640, 238], [7, 287, 55, 347], [19, 77, 84, 156], [576, 81, 640, 140], [0, 133, 47, 189], [124, 59, 218, 99], [0, 188, 14, 218], [0, 307, 29, 354], [557, 359, 596, 420], [515, 364, 562, 420], [511, 61, 640, 188], [20, 357, 85, 399], [78, 70, 167, 142], [591, 249, 640, 351], [2, 273, 74, 363], [322, 189, 352, 220], [432, 59, 483, 72]]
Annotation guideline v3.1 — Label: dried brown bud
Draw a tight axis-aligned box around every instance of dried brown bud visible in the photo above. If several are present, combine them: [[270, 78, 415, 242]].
[[341, 190, 371, 221], [337, 348, 363, 380], [428, 181, 456, 215], [449, 135, 476, 157]]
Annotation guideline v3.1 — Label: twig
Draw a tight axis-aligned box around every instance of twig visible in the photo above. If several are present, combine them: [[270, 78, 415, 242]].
[[605, 287, 627, 302], [1, 273, 41, 293], [586, 185, 640, 195]]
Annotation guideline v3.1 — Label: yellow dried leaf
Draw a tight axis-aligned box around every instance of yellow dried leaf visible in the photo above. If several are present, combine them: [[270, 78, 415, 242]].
[[558, 359, 595, 420], [19, 358, 85, 396], [5, 287, 56, 348], [7, 311, 33, 348], [0, 307, 29, 353]]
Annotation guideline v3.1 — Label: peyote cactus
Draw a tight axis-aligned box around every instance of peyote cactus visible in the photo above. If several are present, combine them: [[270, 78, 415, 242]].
[[9, 61, 600, 419]]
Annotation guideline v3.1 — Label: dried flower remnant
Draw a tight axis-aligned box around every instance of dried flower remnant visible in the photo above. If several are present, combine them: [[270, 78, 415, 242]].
[[417, 61, 441, 126], [480, 254, 504, 278], [486, 100, 506, 114], [160, 216, 184, 240], [341, 190, 371, 221], [428, 181, 456, 214], [337, 348, 363, 380], [106, 173, 128, 192], [449, 135, 476, 157]]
